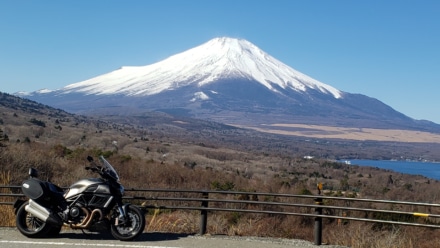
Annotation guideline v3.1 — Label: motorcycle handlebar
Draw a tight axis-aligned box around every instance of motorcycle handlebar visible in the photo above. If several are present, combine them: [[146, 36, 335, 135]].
[[85, 165, 103, 174], [85, 156, 101, 173]]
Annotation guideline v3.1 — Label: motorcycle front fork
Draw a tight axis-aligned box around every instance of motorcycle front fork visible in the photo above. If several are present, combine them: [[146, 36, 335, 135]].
[[115, 204, 127, 226]]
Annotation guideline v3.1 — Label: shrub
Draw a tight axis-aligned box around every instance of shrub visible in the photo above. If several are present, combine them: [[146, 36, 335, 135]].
[[29, 118, 46, 127]]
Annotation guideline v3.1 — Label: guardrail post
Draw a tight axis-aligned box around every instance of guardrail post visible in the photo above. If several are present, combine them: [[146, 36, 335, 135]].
[[314, 196, 323, 245], [199, 191, 209, 235]]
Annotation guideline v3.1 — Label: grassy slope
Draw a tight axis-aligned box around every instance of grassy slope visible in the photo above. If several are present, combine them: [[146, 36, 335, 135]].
[[1, 92, 440, 247]]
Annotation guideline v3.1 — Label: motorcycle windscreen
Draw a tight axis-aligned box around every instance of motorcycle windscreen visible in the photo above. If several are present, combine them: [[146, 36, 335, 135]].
[[22, 178, 48, 201]]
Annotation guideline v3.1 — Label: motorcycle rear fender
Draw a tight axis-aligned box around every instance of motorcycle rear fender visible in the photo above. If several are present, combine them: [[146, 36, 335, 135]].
[[13, 199, 26, 215]]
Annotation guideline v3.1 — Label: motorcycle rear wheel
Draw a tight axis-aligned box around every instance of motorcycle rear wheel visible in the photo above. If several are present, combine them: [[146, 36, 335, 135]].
[[110, 205, 145, 241], [15, 200, 53, 238]]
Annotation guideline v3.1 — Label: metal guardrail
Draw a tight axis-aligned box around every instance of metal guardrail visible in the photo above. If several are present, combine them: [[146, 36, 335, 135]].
[[1, 185, 440, 245]]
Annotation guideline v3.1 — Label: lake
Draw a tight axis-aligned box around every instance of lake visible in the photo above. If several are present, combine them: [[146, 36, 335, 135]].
[[344, 159, 440, 180]]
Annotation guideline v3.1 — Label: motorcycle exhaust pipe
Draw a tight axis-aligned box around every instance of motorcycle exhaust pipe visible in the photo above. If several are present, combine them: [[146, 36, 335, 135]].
[[25, 199, 62, 226]]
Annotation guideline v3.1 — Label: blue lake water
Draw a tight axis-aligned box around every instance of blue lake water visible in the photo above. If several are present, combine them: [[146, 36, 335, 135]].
[[349, 159, 440, 180], [345, 159, 440, 180]]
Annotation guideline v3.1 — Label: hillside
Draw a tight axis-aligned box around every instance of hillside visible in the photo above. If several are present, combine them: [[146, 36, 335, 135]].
[[2, 91, 440, 191], [1, 91, 440, 194], [1, 92, 440, 201], [2, 92, 440, 163], [3, 92, 440, 247]]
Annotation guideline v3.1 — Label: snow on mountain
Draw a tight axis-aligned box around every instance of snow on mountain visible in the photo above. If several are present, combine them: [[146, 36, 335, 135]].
[[36, 89, 54, 94], [190, 92, 210, 102], [60, 37, 342, 99], [15, 89, 53, 97]]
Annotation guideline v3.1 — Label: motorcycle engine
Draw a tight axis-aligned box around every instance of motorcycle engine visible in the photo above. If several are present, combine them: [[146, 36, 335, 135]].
[[68, 206, 88, 223], [69, 206, 81, 218]]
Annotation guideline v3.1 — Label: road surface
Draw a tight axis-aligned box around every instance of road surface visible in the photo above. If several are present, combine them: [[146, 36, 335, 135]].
[[0, 228, 348, 248]]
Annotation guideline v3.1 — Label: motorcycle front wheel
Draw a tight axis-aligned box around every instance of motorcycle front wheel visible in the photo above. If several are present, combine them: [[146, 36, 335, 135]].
[[15, 200, 53, 238], [110, 205, 145, 241]]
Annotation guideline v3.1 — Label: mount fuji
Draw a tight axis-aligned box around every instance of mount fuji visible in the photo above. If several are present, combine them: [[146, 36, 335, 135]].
[[18, 37, 440, 132]]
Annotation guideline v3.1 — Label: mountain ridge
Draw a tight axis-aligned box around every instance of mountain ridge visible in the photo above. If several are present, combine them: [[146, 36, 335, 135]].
[[16, 37, 440, 133]]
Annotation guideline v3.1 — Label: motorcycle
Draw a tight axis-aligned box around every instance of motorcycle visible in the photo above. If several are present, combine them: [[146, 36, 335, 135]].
[[13, 155, 146, 241]]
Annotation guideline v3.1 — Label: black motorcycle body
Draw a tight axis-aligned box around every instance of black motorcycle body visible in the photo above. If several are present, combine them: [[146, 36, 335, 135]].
[[14, 156, 145, 241]]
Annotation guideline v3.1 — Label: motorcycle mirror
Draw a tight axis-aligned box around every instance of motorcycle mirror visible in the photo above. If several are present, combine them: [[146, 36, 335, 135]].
[[29, 168, 38, 178], [87, 156, 94, 162]]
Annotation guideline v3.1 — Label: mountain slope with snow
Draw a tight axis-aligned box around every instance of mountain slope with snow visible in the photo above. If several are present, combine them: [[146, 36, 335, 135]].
[[19, 37, 440, 133], [58, 37, 342, 98]]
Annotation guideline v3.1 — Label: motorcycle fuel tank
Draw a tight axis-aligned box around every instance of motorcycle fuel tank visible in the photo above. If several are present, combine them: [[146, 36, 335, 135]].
[[64, 178, 111, 199]]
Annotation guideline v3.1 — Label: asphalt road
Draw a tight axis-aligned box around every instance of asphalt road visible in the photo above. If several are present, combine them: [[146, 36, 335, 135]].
[[0, 228, 347, 248]]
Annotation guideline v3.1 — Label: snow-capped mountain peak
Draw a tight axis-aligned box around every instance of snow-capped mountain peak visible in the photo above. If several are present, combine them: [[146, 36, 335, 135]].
[[20, 37, 440, 133], [60, 37, 342, 99]]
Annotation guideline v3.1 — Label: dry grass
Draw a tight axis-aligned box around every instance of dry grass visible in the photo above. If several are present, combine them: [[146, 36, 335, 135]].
[[2, 140, 440, 247], [0, 170, 15, 227], [146, 212, 440, 248], [242, 124, 440, 143], [2, 103, 440, 246], [146, 210, 199, 233], [325, 223, 440, 248]]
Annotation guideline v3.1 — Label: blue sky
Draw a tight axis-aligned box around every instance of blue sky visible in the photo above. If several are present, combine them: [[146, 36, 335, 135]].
[[1, 1, 439, 123]]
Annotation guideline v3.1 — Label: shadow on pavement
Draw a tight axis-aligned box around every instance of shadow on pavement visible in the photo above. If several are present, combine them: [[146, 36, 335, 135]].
[[56, 230, 193, 242]]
